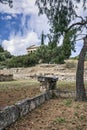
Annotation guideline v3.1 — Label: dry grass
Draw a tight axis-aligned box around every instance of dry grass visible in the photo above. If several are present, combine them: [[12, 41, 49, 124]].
[[0, 79, 40, 109], [57, 81, 87, 91], [0, 79, 87, 110], [6, 99, 87, 130]]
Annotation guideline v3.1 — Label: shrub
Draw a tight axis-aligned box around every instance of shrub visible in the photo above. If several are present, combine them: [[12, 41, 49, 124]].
[[65, 60, 76, 68], [53, 117, 66, 124]]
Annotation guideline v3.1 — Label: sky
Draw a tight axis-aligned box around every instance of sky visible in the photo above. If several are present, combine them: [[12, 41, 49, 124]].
[[0, 0, 50, 56], [0, 0, 87, 56]]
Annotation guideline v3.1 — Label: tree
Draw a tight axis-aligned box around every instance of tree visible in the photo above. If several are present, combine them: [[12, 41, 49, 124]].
[[62, 29, 77, 59], [36, 0, 87, 101], [76, 35, 87, 101], [0, 45, 4, 52], [41, 31, 45, 45]]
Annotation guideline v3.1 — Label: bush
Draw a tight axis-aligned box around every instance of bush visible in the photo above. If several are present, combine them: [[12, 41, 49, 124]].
[[65, 60, 76, 68], [6, 53, 39, 68]]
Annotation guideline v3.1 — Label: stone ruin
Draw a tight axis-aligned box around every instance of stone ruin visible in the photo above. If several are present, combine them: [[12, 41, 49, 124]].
[[0, 75, 77, 130], [0, 74, 13, 82]]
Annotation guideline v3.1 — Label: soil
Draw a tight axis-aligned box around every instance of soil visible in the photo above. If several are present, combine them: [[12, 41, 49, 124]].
[[0, 62, 87, 130], [0, 80, 40, 110], [5, 98, 87, 130]]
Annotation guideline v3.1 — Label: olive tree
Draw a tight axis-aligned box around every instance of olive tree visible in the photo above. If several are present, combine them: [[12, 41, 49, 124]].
[[36, 0, 87, 101]]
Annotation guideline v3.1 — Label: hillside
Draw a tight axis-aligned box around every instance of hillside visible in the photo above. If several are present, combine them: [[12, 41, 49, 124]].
[[1, 60, 87, 81]]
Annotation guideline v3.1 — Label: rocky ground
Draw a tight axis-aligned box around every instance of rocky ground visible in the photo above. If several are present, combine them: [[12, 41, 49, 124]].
[[0, 61, 87, 130], [1, 60, 87, 81], [5, 98, 87, 130], [0, 80, 40, 110]]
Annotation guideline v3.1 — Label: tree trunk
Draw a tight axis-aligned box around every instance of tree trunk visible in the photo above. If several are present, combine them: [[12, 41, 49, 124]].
[[76, 35, 87, 101]]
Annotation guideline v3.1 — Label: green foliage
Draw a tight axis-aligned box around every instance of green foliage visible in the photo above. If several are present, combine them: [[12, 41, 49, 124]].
[[36, 44, 65, 64], [75, 104, 80, 109], [0, 46, 12, 63], [74, 112, 79, 118], [53, 117, 66, 124], [41, 31, 45, 45], [62, 29, 77, 59], [0, 43, 66, 68], [36, 0, 87, 58], [5, 53, 39, 68], [0, 45, 4, 52], [63, 99, 72, 106], [79, 115, 86, 120], [36, 45, 48, 63]]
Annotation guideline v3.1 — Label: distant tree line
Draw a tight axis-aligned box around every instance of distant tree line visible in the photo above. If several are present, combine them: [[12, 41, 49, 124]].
[[1, 40, 87, 69], [0, 46, 12, 61], [0, 42, 71, 68]]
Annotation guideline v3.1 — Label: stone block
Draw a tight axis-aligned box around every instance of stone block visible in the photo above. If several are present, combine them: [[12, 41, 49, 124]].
[[39, 94, 45, 104], [0, 105, 19, 130], [29, 99, 36, 111], [15, 98, 30, 117], [45, 91, 52, 100]]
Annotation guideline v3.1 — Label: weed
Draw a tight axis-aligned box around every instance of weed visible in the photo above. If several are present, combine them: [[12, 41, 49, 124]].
[[74, 112, 79, 118], [53, 117, 66, 124], [79, 115, 85, 120], [63, 99, 72, 106], [75, 104, 80, 109], [65, 61, 76, 69]]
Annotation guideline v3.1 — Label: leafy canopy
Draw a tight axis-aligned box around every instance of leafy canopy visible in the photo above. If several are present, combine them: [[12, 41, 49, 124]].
[[36, 0, 87, 43]]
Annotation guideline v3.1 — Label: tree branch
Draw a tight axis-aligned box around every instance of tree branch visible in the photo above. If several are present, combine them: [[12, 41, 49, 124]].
[[66, 20, 87, 32], [75, 14, 85, 22], [0, 0, 13, 7]]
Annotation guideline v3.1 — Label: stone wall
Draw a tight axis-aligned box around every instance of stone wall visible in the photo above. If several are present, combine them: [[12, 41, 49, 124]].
[[0, 91, 52, 130], [0, 74, 13, 82], [0, 88, 84, 130]]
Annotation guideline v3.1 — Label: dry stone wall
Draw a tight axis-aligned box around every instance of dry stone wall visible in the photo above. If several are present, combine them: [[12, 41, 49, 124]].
[[0, 88, 85, 130], [0, 74, 13, 82], [0, 91, 52, 130]]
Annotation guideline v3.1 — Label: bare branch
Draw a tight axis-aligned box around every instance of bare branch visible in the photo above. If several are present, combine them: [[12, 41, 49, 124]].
[[75, 38, 84, 41], [66, 20, 87, 32], [75, 14, 85, 22], [0, 0, 13, 7]]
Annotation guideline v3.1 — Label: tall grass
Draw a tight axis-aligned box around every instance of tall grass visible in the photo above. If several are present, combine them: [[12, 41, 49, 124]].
[[57, 81, 87, 91], [0, 79, 40, 91], [0, 79, 87, 91]]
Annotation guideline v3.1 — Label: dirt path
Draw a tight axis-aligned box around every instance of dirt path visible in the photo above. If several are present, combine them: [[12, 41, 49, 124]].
[[5, 99, 87, 130]]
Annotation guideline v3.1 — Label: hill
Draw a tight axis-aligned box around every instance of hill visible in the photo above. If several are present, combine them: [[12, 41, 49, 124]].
[[1, 60, 87, 81]]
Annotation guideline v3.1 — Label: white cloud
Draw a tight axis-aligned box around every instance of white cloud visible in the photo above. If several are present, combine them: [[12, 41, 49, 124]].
[[0, 0, 38, 15], [28, 14, 50, 36], [1, 0, 86, 56], [0, 15, 12, 20], [2, 31, 40, 56], [0, 0, 50, 55]]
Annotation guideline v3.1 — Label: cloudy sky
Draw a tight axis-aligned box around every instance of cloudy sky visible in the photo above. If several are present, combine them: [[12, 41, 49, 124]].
[[0, 0, 87, 56], [0, 0, 50, 55]]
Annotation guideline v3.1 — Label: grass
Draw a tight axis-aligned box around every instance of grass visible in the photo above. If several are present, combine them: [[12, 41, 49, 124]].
[[53, 117, 66, 124], [0, 79, 40, 91], [57, 81, 76, 90], [57, 81, 87, 91], [63, 99, 72, 106], [0, 79, 40, 108], [0, 79, 87, 92], [65, 60, 77, 69], [0, 78, 87, 130]]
